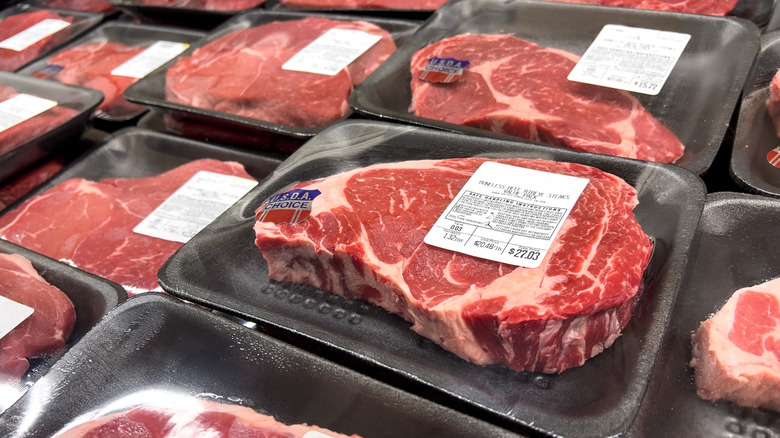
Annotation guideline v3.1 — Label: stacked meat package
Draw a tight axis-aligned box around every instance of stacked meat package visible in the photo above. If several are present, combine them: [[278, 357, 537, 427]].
[[1, 0, 780, 437]]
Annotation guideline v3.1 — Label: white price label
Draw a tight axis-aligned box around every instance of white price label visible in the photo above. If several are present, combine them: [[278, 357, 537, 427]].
[[111, 41, 190, 79], [424, 162, 589, 268], [282, 28, 382, 76], [0, 18, 70, 52], [0, 295, 34, 340], [0, 93, 58, 134], [133, 171, 257, 243], [567, 24, 690, 96]]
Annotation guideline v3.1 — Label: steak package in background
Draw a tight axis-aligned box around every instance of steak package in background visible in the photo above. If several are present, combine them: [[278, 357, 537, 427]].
[[349, 0, 759, 176], [124, 11, 419, 142], [0, 128, 282, 296], [129, 0, 265, 10], [0, 72, 102, 185], [731, 31, 780, 197], [273, 0, 447, 11], [0, 239, 126, 415], [30, 0, 116, 13], [18, 22, 205, 122], [0, 5, 102, 72]]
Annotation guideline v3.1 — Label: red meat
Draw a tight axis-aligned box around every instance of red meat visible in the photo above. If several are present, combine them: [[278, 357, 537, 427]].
[[43, 0, 114, 13], [165, 17, 396, 128], [53, 399, 360, 437], [0, 86, 79, 157], [136, 0, 265, 10], [0, 253, 75, 381], [691, 277, 780, 412], [0, 159, 254, 295], [45, 41, 146, 118], [253, 157, 653, 373], [410, 34, 685, 163], [278, 0, 447, 10], [0, 157, 64, 210], [0, 11, 74, 72], [538, 0, 737, 15]]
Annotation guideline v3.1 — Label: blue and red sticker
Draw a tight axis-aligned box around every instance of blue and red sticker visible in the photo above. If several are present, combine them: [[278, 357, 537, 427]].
[[32, 64, 64, 80], [257, 188, 321, 224], [768, 147, 780, 168], [419, 57, 470, 84]]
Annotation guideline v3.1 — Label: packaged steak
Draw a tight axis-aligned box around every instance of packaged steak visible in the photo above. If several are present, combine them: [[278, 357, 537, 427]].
[[0, 159, 257, 296], [124, 11, 419, 140], [0, 129, 282, 296], [691, 276, 780, 413], [350, 0, 758, 175], [31, 0, 115, 13], [0, 157, 64, 210], [157, 120, 706, 437], [19, 22, 204, 121], [0, 252, 75, 382], [0, 239, 125, 414], [129, 0, 265, 10], [731, 31, 780, 197], [0, 72, 102, 184], [165, 17, 394, 128], [275, 0, 447, 11], [52, 399, 360, 437], [0, 5, 102, 72]]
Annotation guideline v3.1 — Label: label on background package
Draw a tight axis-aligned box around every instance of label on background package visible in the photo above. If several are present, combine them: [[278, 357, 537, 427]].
[[133, 171, 257, 244], [419, 57, 470, 83], [0, 295, 34, 340], [111, 41, 190, 79], [567, 24, 690, 96], [424, 162, 589, 268], [0, 93, 57, 134], [282, 28, 382, 76], [0, 19, 70, 52], [256, 188, 321, 224], [768, 147, 780, 168]]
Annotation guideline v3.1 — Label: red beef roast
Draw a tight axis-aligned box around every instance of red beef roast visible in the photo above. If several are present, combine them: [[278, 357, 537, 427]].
[[253, 157, 653, 374], [537, 0, 737, 15]]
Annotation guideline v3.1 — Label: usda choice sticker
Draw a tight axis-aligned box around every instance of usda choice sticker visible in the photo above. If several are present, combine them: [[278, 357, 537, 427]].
[[256, 188, 321, 224], [567, 24, 690, 96], [424, 162, 589, 268]]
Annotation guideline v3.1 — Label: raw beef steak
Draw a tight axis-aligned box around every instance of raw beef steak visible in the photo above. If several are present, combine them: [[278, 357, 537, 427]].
[[165, 17, 396, 128], [410, 34, 685, 163], [137, 0, 265, 9], [0, 86, 79, 157], [0, 11, 74, 72], [766, 69, 780, 139], [53, 399, 360, 437], [278, 0, 447, 10], [0, 157, 64, 210], [43, 0, 113, 12], [538, 0, 737, 15], [254, 158, 653, 373], [690, 277, 780, 412], [0, 253, 75, 381], [0, 159, 254, 295], [43, 41, 146, 118]]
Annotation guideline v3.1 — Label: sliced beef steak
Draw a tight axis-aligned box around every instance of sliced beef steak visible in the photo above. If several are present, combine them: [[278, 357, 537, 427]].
[[165, 17, 396, 128], [44, 41, 146, 118], [44, 0, 113, 12], [254, 158, 653, 373], [691, 277, 780, 412], [0, 86, 79, 157], [0, 159, 254, 295], [0, 157, 64, 210], [53, 399, 360, 438], [410, 34, 685, 163], [0, 253, 75, 381], [539, 0, 737, 15], [0, 11, 74, 72]]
